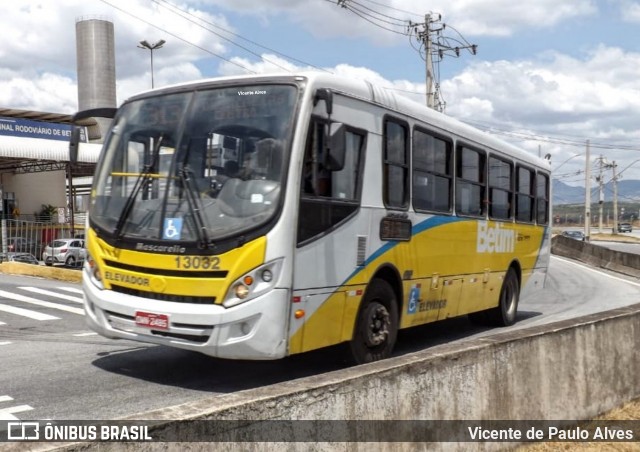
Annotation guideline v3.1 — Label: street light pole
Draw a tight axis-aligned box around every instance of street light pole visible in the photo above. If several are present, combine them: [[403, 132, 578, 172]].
[[137, 39, 166, 88]]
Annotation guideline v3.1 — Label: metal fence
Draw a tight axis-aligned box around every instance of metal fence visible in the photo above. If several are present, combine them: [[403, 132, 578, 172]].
[[0, 217, 85, 262]]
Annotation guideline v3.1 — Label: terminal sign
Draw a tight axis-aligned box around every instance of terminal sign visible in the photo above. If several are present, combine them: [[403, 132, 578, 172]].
[[0, 116, 73, 142]]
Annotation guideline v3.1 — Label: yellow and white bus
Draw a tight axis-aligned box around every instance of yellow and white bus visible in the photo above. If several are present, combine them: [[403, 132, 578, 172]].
[[70, 72, 551, 364]]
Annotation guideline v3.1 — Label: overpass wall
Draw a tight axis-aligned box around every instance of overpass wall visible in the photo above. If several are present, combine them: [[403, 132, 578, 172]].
[[6, 237, 640, 451], [45, 304, 634, 452]]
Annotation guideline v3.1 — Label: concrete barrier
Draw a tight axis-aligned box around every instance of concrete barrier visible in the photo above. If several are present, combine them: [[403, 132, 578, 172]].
[[12, 303, 639, 451], [2, 240, 639, 450], [552, 235, 640, 278]]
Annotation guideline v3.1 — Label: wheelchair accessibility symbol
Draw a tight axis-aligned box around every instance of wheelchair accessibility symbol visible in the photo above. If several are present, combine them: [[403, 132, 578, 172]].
[[163, 218, 183, 240]]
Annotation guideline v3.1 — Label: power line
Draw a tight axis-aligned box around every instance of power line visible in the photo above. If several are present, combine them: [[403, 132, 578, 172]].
[[154, 0, 329, 72], [98, 0, 255, 74], [357, 0, 423, 18], [152, 0, 291, 72], [346, 0, 410, 26], [462, 119, 640, 152], [333, 0, 409, 35]]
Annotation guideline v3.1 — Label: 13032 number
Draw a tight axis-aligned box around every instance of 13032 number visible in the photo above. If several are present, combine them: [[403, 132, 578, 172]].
[[174, 256, 221, 270]]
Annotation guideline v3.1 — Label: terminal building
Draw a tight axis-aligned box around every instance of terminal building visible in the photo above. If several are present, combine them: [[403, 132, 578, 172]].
[[0, 17, 115, 223], [0, 109, 101, 220]]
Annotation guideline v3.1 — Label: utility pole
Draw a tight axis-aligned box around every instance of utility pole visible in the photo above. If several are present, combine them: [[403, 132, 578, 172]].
[[410, 13, 477, 111], [584, 140, 591, 241], [596, 155, 604, 233], [424, 14, 434, 108], [612, 161, 619, 234], [595, 155, 611, 234]]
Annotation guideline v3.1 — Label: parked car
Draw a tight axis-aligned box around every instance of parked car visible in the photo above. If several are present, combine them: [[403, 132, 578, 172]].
[[5, 236, 38, 254], [617, 222, 632, 233], [2, 252, 40, 265], [42, 238, 86, 267], [561, 230, 585, 241]]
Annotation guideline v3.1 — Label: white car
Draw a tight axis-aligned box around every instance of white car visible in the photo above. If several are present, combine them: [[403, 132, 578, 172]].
[[42, 238, 86, 267]]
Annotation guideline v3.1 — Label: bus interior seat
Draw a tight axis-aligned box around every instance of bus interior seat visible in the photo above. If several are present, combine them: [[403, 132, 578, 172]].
[[216, 178, 280, 218]]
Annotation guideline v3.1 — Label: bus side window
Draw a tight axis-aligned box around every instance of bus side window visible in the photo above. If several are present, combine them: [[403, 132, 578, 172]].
[[298, 120, 365, 245]]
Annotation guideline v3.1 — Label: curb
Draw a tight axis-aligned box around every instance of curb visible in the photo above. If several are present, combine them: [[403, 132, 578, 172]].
[[0, 262, 82, 283]]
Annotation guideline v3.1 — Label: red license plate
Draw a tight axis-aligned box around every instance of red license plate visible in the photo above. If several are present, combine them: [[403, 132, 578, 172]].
[[135, 311, 169, 330]]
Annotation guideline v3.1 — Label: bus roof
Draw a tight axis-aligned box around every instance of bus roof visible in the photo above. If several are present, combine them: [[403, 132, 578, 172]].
[[127, 71, 550, 172]]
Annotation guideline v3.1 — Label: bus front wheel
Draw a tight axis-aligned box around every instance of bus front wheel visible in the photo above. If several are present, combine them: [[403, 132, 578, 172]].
[[349, 279, 398, 365]]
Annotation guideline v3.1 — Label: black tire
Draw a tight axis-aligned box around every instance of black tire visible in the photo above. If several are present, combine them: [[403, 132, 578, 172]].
[[65, 256, 76, 267], [485, 267, 520, 326], [45, 261, 53, 267], [348, 279, 399, 365]]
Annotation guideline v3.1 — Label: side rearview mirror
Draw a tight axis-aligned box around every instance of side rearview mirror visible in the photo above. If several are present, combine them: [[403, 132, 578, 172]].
[[69, 107, 117, 163], [314, 88, 333, 116]]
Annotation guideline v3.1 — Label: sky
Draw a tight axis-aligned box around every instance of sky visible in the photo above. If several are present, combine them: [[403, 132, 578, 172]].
[[2, 0, 640, 192]]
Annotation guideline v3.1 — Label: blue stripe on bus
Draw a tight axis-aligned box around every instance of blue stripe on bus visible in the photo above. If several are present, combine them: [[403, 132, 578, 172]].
[[343, 215, 466, 284]]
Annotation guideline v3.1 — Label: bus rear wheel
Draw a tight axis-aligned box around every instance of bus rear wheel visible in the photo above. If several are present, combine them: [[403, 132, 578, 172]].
[[469, 268, 520, 327], [348, 279, 398, 365]]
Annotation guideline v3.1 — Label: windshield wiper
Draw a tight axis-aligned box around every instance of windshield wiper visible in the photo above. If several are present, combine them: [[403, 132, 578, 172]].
[[178, 164, 211, 249], [114, 135, 164, 239]]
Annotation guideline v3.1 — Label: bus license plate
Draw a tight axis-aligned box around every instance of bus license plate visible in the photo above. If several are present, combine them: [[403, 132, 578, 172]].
[[135, 311, 169, 330]]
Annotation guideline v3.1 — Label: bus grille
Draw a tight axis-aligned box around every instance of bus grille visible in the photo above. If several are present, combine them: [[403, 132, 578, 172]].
[[110, 284, 216, 304], [104, 260, 228, 279]]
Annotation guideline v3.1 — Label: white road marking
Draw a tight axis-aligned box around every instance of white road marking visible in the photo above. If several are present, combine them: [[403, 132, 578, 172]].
[[73, 332, 97, 337], [0, 396, 34, 420], [0, 342, 11, 346], [552, 255, 640, 287], [0, 405, 34, 420], [0, 290, 84, 315], [58, 287, 83, 294], [0, 303, 59, 321], [19, 287, 84, 304]]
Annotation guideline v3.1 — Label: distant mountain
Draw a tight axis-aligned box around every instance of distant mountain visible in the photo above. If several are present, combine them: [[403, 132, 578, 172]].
[[553, 179, 640, 205]]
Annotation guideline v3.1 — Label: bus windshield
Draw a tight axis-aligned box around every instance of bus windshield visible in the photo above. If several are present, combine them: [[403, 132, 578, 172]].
[[90, 84, 298, 245]]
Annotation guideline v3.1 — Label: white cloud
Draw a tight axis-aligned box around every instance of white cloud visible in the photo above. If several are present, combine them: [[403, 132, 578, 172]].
[[0, 72, 77, 113], [200, 0, 597, 40], [0, 0, 235, 109], [438, 45, 640, 180], [443, 46, 640, 127], [438, 0, 597, 36], [620, 0, 640, 22]]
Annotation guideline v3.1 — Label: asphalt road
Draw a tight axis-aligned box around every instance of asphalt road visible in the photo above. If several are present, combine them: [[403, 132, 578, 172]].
[[0, 256, 638, 421]]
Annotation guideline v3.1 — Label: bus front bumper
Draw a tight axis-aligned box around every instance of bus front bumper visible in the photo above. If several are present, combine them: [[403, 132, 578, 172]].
[[82, 275, 290, 360]]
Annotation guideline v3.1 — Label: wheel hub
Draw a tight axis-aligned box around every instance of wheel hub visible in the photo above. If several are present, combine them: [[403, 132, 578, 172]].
[[365, 303, 390, 346]]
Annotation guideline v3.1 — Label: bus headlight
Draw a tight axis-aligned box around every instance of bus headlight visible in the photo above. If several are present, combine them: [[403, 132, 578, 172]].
[[223, 259, 283, 308], [86, 252, 104, 289], [234, 283, 250, 299]]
